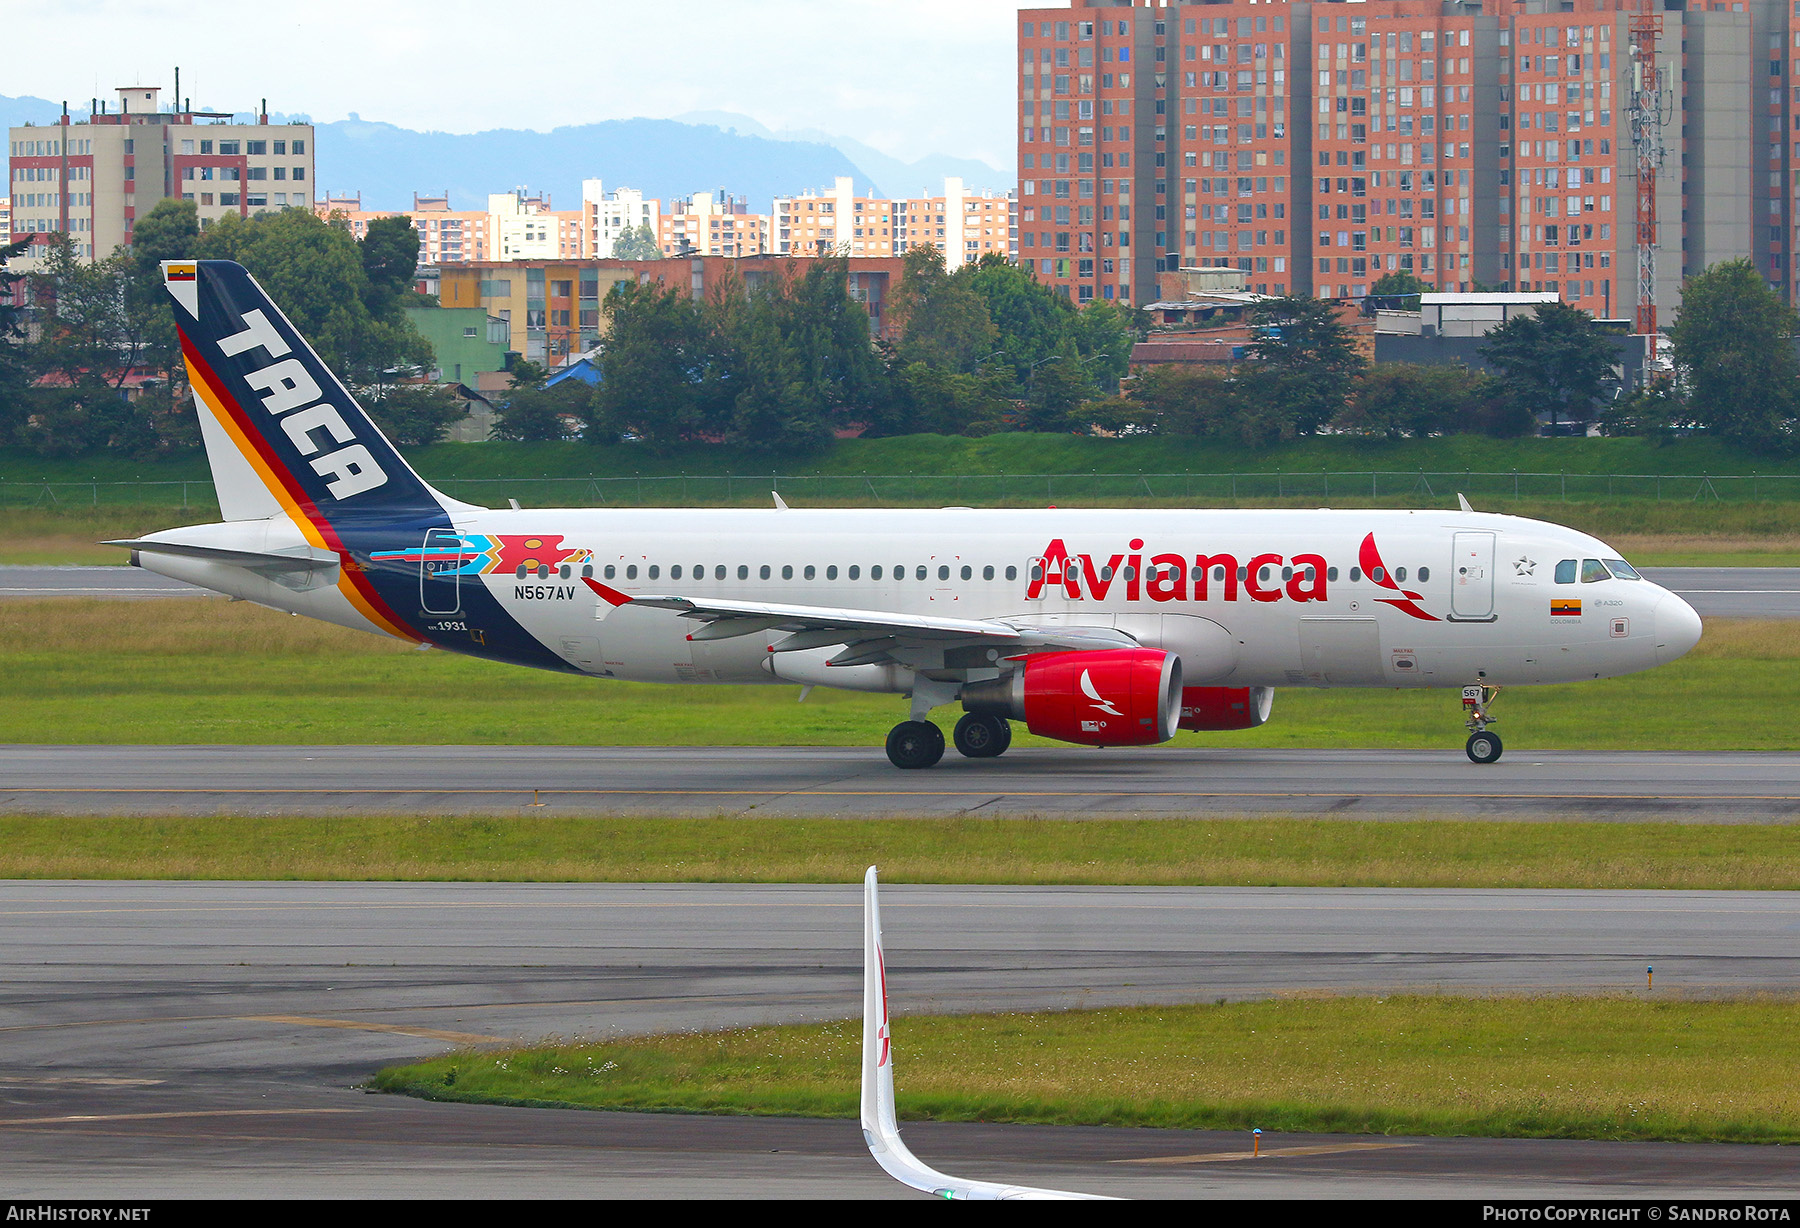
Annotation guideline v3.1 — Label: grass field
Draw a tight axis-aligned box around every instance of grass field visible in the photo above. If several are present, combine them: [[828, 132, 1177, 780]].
[[371, 996, 1800, 1144], [0, 598, 1792, 751], [8, 814, 1800, 888]]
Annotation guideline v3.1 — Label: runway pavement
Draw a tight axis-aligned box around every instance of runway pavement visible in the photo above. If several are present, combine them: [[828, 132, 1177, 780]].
[[4, 880, 1798, 1198], [5, 743, 1800, 818], [1, 564, 1798, 618]]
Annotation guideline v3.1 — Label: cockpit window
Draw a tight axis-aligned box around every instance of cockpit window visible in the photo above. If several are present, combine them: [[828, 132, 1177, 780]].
[[1554, 559, 1577, 584], [1581, 558, 1611, 583], [1603, 558, 1642, 580]]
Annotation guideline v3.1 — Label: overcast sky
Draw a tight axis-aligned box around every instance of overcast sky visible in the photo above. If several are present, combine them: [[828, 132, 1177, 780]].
[[11, 0, 1027, 166]]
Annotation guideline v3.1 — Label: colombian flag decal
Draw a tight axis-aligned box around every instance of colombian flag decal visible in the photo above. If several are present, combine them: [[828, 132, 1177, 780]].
[[1551, 598, 1582, 617]]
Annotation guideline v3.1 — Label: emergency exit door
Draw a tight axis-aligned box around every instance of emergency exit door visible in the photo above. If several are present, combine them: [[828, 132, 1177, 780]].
[[1449, 531, 1496, 621]]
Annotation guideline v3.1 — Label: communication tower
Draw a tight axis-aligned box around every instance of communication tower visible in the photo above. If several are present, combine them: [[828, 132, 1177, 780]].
[[1627, 3, 1669, 345]]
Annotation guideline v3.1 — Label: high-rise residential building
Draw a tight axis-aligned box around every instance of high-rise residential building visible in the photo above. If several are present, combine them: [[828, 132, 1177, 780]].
[[657, 191, 771, 256], [409, 194, 493, 264], [0, 196, 11, 246], [489, 189, 584, 261], [777, 176, 1018, 267], [1019, 0, 1793, 318], [7, 86, 313, 269], [582, 179, 661, 258]]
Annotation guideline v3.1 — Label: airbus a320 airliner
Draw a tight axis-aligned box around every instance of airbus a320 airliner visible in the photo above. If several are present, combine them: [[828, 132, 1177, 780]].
[[114, 260, 1703, 768]]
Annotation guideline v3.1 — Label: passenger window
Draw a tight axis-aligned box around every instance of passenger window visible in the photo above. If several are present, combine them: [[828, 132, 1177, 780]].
[[1327, 567, 1338, 581], [1258, 566, 1271, 582], [826, 565, 837, 580], [1124, 566, 1137, 581], [560, 565, 571, 579], [1603, 558, 1641, 580], [1555, 559, 1577, 584], [581, 565, 593, 579], [983, 565, 995, 580], [760, 565, 772, 580], [804, 565, 815, 580], [516, 564, 528, 579], [648, 565, 659, 580], [1370, 566, 1385, 582], [1101, 565, 1114, 581], [916, 565, 927, 580], [781, 565, 793, 580], [604, 564, 615, 580], [670, 565, 682, 580], [538, 565, 550, 579], [1029, 564, 1043, 581], [939, 565, 950, 581], [1006, 565, 1018, 581], [737, 565, 749, 580], [1394, 566, 1406, 582], [1581, 558, 1610, 583], [626, 565, 638, 580], [961, 565, 972, 580], [872, 565, 883, 580], [1214, 566, 1226, 582], [1236, 566, 1247, 581], [1350, 567, 1362, 581], [848, 565, 860, 580], [1281, 566, 1293, 582], [715, 565, 726, 580], [1190, 566, 1203, 581], [1417, 566, 1429, 582]]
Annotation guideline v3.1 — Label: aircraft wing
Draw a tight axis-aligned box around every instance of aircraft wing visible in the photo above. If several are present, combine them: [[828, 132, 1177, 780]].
[[582, 577, 1133, 659], [861, 866, 1116, 1201]]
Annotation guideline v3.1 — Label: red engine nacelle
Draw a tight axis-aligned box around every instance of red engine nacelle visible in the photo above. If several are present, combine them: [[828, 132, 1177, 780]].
[[1178, 686, 1274, 731], [962, 649, 1183, 747]]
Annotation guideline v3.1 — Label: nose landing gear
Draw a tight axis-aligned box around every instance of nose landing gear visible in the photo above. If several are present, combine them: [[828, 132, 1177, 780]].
[[1462, 683, 1503, 764]]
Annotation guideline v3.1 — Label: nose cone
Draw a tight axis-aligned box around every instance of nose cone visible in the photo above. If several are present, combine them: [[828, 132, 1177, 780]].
[[1653, 591, 1703, 665]]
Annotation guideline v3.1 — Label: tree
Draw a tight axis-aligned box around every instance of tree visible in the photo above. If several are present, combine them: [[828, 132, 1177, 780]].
[[1368, 270, 1430, 299], [1480, 301, 1617, 433], [367, 383, 466, 447], [1668, 258, 1800, 453], [490, 380, 589, 442], [1337, 363, 1481, 439], [1248, 294, 1367, 436], [612, 223, 663, 261], [359, 215, 420, 316], [591, 280, 717, 445], [890, 246, 997, 373], [0, 236, 32, 436]]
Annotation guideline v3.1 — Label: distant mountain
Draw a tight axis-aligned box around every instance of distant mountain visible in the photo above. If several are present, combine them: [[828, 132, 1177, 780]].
[[313, 115, 877, 213], [0, 94, 1007, 214], [674, 110, 1011, 198]]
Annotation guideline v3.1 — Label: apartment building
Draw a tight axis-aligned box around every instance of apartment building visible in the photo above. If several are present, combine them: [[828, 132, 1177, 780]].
[[775, 176, 1019, 267], [581, 179, 661, 257], [0, 196, 10, 246], [439, 254, 910, 366], [7, 86, 313, 268], [1020, 0, 1795, 318], [656, 191, 771, 256]]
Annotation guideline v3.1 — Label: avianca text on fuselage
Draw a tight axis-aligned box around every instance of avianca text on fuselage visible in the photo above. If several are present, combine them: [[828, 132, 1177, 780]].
[[1027, 536, 1328, 605]]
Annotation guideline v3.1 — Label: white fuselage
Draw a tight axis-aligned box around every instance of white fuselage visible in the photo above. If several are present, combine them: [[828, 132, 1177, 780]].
[[139, 505, 1700, 696]]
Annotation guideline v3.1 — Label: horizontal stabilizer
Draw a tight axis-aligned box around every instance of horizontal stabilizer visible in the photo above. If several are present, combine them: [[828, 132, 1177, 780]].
[[104, 538, 339, 574]]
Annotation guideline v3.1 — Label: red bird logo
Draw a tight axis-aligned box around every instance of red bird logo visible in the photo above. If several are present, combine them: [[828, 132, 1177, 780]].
[[1359, 533, 1438, 622]]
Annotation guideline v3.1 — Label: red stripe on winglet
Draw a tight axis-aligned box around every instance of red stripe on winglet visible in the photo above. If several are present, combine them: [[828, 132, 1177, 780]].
[[582, 577, 632, 607]]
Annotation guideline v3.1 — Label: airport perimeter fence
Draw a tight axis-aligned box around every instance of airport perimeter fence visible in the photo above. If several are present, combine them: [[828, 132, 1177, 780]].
[[3, 470, 1800, 511]]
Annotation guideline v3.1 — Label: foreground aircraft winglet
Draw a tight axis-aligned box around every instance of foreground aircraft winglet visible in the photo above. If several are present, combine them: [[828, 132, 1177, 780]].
[[860, 866, 1115, 1200]]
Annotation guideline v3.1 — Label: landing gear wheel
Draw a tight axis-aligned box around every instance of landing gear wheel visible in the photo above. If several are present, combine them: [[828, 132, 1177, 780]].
[[886, 720, 946, 769], [953, 713, 1013, 759], [1466, 730, 1504, 764]]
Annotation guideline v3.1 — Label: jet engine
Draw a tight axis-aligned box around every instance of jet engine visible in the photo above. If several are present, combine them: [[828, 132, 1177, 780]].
[[961, 648, 1183, 747], [1178, 686, 1274, 731]]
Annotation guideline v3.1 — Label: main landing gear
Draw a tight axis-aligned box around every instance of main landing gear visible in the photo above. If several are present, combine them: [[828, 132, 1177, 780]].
[[1462, 682, 1503, 764], [886, 721, 945, 770], [953, 712, 1012, 759], [885, 713, 1015, 768]]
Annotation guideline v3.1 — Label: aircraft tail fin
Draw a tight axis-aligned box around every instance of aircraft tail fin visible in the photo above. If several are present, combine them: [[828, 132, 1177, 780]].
[[163, 259, 468, 524]]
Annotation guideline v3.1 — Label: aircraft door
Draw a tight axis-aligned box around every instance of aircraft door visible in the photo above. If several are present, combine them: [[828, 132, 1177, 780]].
[[419, 527, 466, 615], [1450, 531, 1497, 621]]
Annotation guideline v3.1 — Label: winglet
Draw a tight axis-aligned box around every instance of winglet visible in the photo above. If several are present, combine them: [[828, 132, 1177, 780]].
[[581, 576, 632, 607], [1457, 492, 1474, 513], [773, 491, 790, 511], [859, 866, 1113, 1201]]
